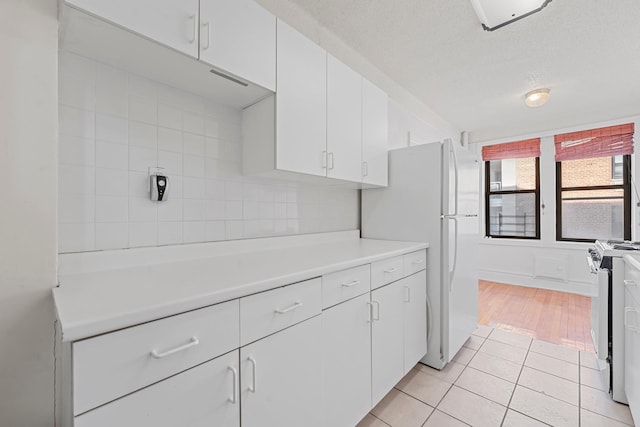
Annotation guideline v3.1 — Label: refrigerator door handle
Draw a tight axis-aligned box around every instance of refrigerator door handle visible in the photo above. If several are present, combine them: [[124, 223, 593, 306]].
[[445, 216, 458, 291], [448, 139, 459, 216]]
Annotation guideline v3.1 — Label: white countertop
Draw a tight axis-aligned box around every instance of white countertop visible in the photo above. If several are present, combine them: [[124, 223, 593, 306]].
[[53, 233, 427, 342]]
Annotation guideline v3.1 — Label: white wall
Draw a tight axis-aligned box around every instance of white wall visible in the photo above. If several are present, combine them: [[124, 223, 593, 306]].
[[0, 0, 58, 426], [58, 51, 359, 253], [474, 115, 640, 296]]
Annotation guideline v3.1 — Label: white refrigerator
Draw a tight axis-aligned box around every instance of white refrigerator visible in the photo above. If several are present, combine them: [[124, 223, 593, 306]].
[[361, 139, 480, 369]]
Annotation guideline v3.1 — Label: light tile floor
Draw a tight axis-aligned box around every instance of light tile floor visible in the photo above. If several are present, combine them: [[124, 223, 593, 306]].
[[357, 326, 636, 427]]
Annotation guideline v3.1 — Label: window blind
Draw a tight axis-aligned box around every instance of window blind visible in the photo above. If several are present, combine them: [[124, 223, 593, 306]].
[[554, 123, 634, 161], [481, 138, 541, 161]]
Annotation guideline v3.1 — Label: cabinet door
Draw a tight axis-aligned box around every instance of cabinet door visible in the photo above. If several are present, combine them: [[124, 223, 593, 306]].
[[625, 287, 640, 423], [240, 316, 322, 427], [326, 54, 363, 182], [74, 350, 240, 427], [322, 293, 371, 427], [362, 78, 389, 186], [403, 270, 428, 373], [199, 0, 276, 90], [371, 281, 405, 405], [275, 20, 327, 177], [65, 0, 199, 58]]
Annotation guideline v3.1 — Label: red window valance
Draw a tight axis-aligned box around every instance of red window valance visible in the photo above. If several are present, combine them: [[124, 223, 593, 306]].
[[481, 138, 541, 161], [554, 123, 634, 161]]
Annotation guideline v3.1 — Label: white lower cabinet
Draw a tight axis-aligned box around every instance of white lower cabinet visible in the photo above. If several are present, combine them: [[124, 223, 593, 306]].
[[61, 250, 427, 427], [322, 293, 372, 427], [75, 350, 240, 427], [240, 315, 323, 427], [625, 285, 640, 424], [403, 270, 428, 374], [371, 279, 405, 405]]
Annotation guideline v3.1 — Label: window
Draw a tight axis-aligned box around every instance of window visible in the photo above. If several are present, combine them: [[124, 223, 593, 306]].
[[483, 138, 541, 239], [555, 124, 634, 242]]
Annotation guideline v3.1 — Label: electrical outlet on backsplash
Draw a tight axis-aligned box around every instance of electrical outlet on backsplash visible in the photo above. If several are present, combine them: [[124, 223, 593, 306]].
[[57, 50, 359, 253]]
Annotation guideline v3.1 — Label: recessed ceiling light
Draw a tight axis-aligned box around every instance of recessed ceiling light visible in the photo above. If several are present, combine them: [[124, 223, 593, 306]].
[[525, 88, 551, 107]]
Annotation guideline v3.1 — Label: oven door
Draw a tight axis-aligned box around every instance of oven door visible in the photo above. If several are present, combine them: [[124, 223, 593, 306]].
[[588, 254, 609, 359]]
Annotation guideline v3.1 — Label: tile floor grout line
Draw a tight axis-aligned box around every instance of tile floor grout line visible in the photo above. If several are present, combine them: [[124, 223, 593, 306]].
[[499, 337, 532, 427], [369, 412, 392, 426], [578, 351, 582, 427]]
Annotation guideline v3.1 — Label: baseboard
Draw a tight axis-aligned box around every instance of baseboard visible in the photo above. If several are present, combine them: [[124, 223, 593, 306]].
[[478, 269, 596, 297]]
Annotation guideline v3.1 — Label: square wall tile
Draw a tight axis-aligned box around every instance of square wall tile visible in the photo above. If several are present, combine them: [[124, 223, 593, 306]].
[[129, 121, 157, 149], [96, 141, 128, 170], [158, 127, 182, 153], [129, 197, 157, 222], [60, 106, 95, 139], [96, 168, 128, 197], [183, 199, 205, 221], [95, 64, 128, 117], [58, 223, 95, 253], [129, 222, 157, 248], [129, 97, 157, 125], [157, 199, 182, 222], [59, 165, 95, 196], [158, 104, 182, 130], [59, 135, 95, 167], [95, 222, 128, 250], [225, 220, 243, 240], [59, 195, 95, 224], [183, 221, 206, 243], [157, 221, 182, 245], [95, 196, 128, 223], [96, 113, 127, 144]]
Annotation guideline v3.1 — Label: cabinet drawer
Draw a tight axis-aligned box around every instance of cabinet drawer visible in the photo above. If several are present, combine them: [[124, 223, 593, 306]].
[[371, 256, 404, 290], [75, 350, 240, 427], [240, 278, 322, 346], [404, 250, 427, 276], [322, 264, 371, 308], [73, 300, 239, 415]]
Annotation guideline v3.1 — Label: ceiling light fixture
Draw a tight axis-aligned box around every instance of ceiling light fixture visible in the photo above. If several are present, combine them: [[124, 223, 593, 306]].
[[470, 0, 552, 31], [524, 88, 551, 107]]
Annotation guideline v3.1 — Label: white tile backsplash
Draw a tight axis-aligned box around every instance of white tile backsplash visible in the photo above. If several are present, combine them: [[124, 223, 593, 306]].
[[58, 51, 359, 253]]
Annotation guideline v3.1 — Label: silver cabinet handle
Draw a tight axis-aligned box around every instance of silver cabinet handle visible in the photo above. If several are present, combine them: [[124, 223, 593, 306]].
[[383, 267, 398, 274], [366, 301, 373, 323], [322, 150, 328, 169], [404, 286, 411, 303], [228, 366, 239, 403], [625, 307, 640, 333], [372, 300, 380, 321], [624, 280, 639, 287], [150, 336, 199, 359], [341, 280, 361, 288], [201, 21, 211, 50], [274, 301, 302, 314], [413, 259, 424, 265], [362, 161, 368, 177], [187, 15, 197, 44], [247, 356, 257, 392], [328, 152, 335, 170]]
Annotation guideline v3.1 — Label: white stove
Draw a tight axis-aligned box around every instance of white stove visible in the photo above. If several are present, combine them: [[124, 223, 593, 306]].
[[588, 239, 639, 403]]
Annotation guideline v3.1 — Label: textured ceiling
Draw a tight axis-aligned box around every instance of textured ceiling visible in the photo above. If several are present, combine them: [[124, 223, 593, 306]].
[[284, 0, 640, 142]]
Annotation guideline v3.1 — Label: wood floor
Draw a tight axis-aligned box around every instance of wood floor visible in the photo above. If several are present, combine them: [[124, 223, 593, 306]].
[[478, 280, 595, 352]]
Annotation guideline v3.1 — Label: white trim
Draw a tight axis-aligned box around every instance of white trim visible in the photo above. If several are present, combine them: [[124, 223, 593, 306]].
[[479, 269, 596, 297]]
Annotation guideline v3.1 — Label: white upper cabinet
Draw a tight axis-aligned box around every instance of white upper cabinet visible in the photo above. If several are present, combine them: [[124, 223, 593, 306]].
[[275, 20, 328, 177], [66, 0, 200, 58], [362, 78, 389, 186], [199, 0, 276, 90], [326, 54, 363, 182]]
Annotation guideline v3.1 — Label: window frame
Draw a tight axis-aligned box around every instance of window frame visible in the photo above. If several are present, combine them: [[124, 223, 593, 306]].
[[555, 154, 631, 243], [484, 157, 541, 239]]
